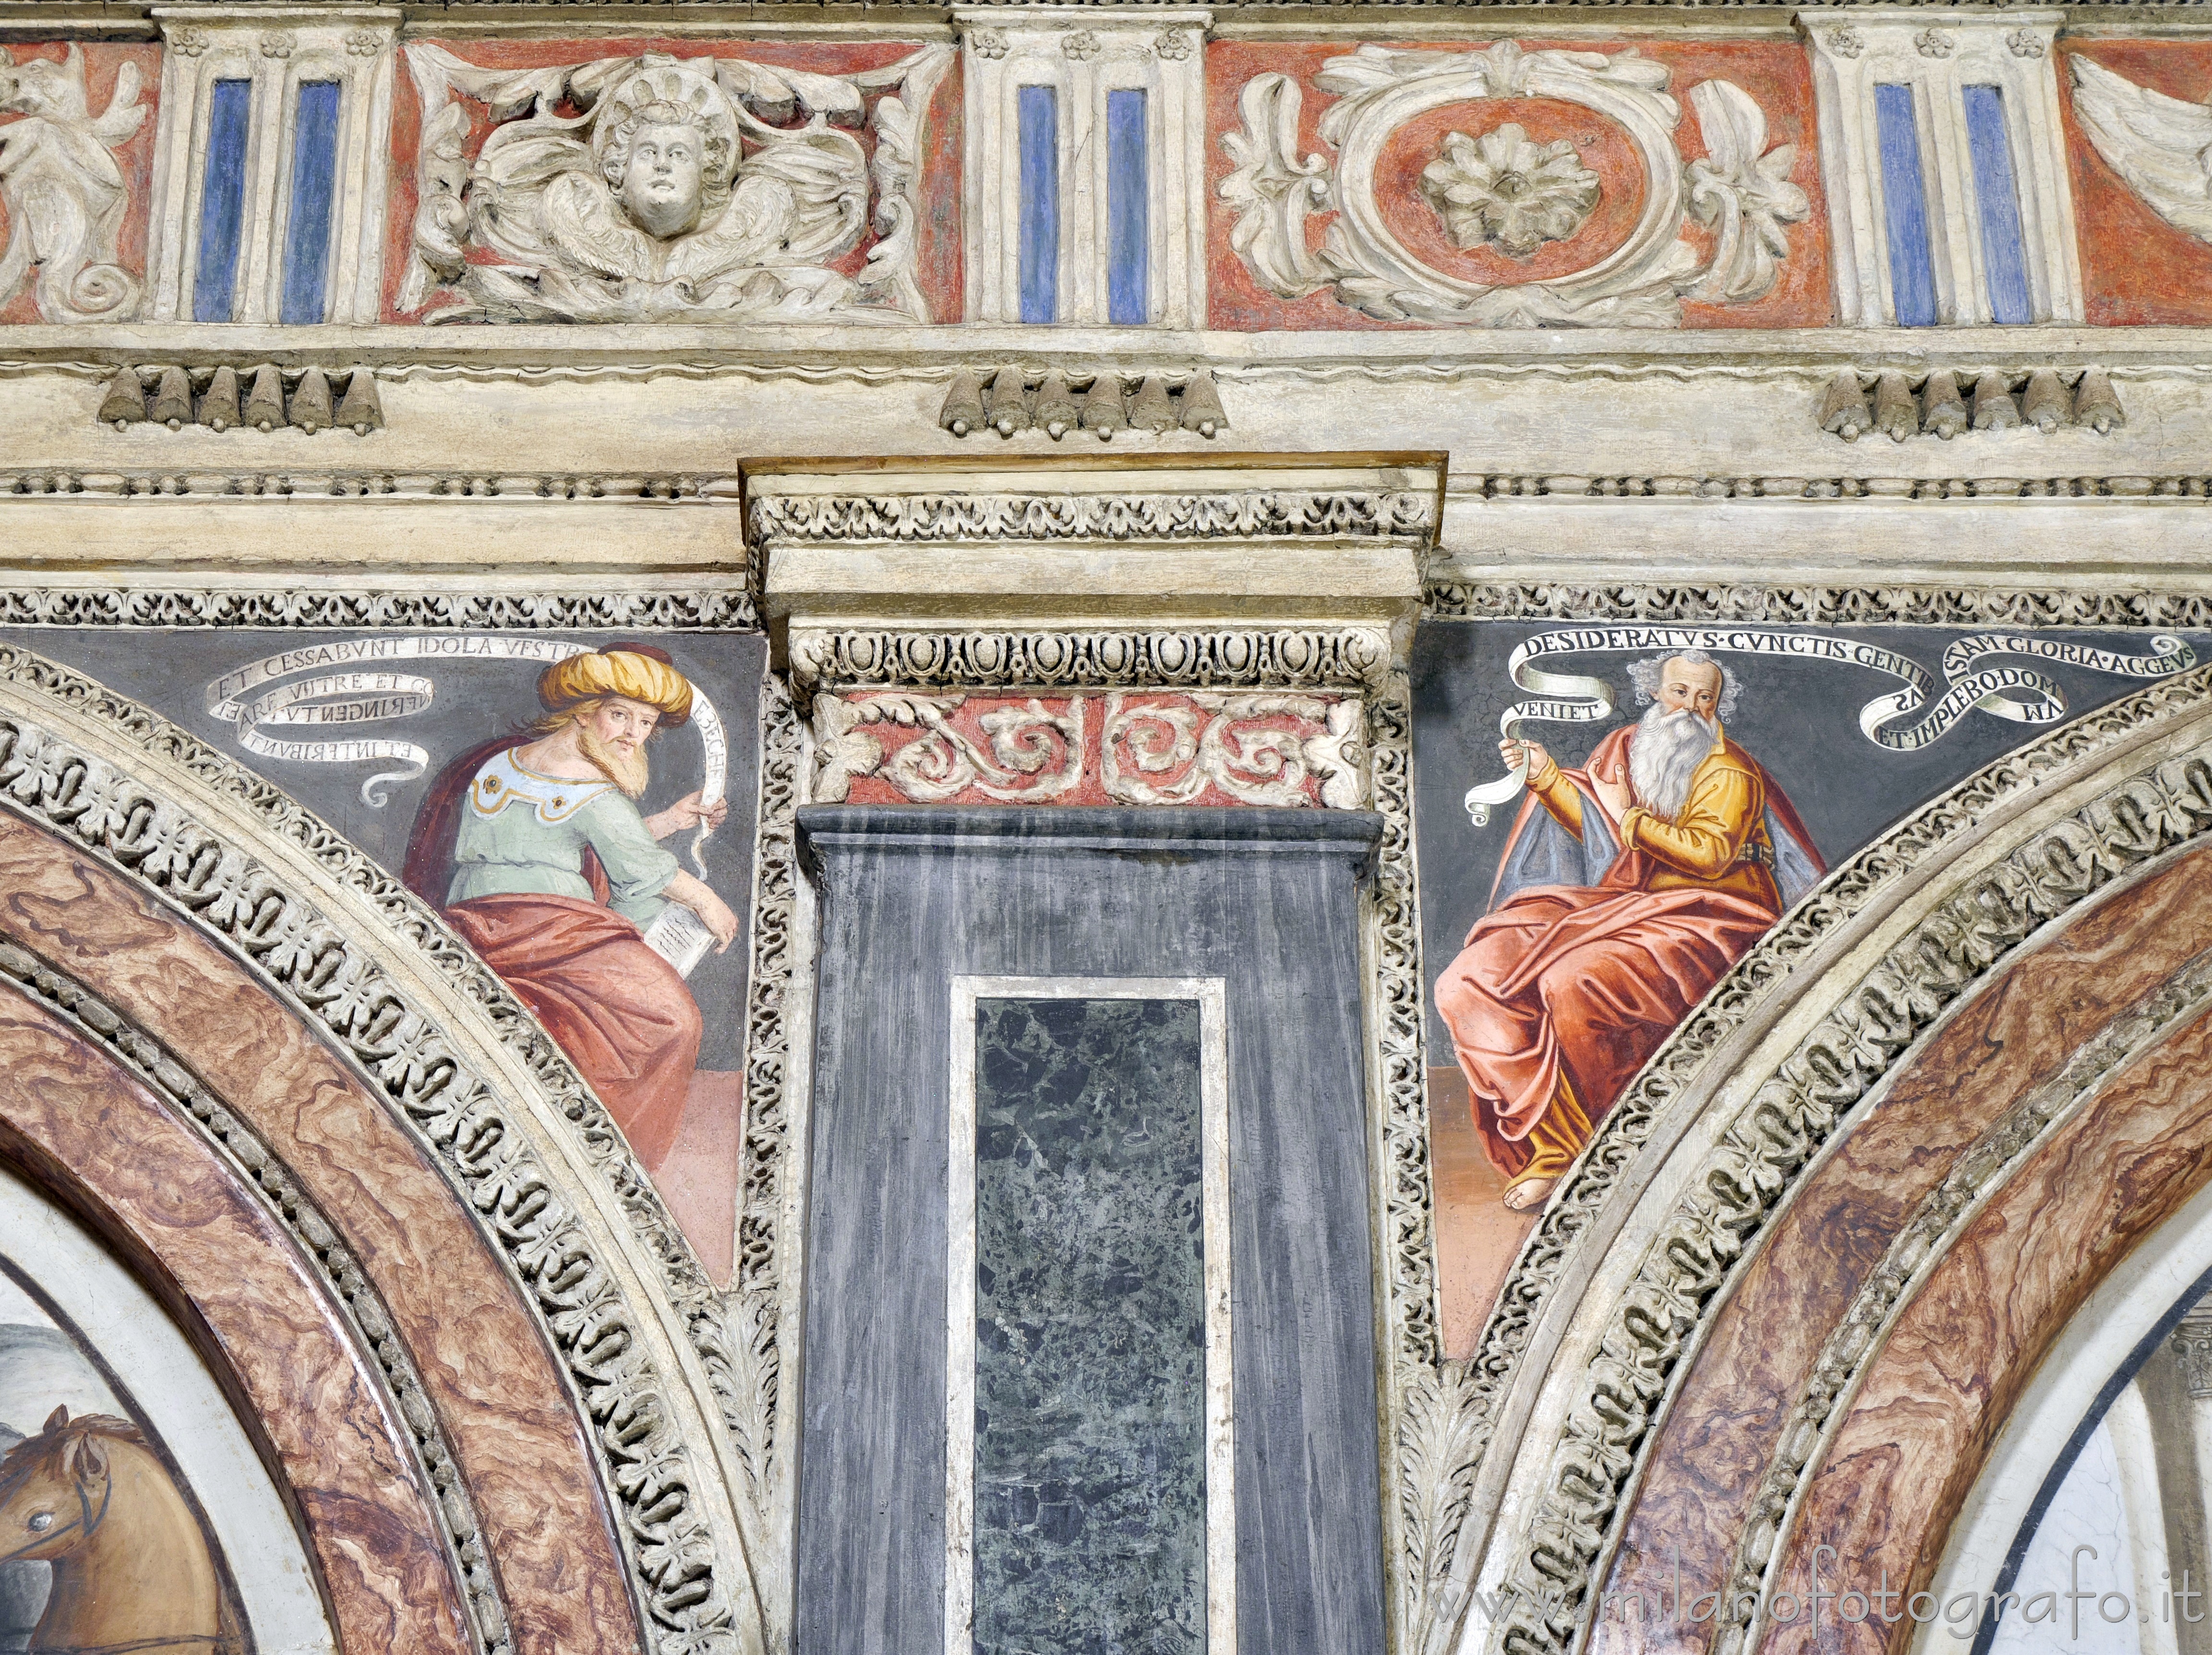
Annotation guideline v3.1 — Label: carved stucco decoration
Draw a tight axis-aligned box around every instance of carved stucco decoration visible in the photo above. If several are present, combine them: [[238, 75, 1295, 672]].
[[2071, 57, 2212, 245], [1221, 41, 1808, 326], [1402, 664, 2212, 1655], [785, 626, 1395, 694], [401, 45, 950, 323], [0, 645, 767, 1655], [0, 45, 145, 323], [1420, 124, 1600, 257], [808, 688, 1367, 808], [1714, 925, 2212, 1655], [750, 487, 1433, 546]]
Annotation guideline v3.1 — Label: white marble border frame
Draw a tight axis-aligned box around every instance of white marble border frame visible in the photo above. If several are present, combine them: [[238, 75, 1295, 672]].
[[944, 974, 1234, 1655]]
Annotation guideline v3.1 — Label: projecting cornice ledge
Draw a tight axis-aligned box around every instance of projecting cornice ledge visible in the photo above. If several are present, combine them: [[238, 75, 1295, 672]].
[[745, 455, 1443, 655]]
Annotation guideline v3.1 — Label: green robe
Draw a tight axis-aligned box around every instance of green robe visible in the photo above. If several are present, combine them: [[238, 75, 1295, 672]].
[[447, 747, 679, 927]]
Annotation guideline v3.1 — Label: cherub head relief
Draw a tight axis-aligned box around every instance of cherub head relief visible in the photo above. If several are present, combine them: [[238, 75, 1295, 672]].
[[593, 61, 740, 241]]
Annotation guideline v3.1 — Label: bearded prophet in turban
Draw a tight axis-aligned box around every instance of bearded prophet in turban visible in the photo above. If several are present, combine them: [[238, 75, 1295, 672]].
[[1434, 651, 1826, 1211], [404, 646, 738, 1172]]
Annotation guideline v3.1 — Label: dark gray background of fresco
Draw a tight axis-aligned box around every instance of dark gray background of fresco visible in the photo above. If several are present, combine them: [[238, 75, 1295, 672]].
[[0, 629, 767, 1071], [1413, 623, 2212, 1051]]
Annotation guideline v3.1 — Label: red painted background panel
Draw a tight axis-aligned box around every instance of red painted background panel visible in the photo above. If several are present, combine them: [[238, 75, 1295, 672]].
[[0, 44, 162, 326], [2060, 40, 2212, 327], [1204, 38, 1831, 332], [383, 37, 961, 324]]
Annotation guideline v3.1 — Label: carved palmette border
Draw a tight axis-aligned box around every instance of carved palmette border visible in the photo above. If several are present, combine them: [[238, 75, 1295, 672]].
[[0, 643, 760, 1654], [0, 938, 513, 1655], [1713, 926, 2212, 1655]]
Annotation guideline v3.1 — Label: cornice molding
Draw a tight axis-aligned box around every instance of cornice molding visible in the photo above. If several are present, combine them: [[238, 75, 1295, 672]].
[[1424, 580, 2212, 626], [13, 324, 2212, 378]]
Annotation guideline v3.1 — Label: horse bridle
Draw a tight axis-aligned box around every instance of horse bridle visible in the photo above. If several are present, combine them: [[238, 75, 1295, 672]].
[[0, 1458, 111, 1569], [1, 1454, 240, 1655]]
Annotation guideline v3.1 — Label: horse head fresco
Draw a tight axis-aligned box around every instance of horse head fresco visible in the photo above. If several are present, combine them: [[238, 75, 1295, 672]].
[[0, 1406, 230, 1655]]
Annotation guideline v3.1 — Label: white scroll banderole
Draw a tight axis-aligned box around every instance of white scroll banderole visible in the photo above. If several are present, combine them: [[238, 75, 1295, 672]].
[[1463, 626, 2197, 827], [208, 634, 730, 972]]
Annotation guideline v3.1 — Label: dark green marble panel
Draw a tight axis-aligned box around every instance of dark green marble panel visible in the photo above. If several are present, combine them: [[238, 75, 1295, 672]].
[[972, 996, 1207, 1655]]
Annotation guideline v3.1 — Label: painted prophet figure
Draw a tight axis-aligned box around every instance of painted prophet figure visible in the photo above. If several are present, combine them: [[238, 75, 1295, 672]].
[[404, 646, 738, 1171], [1435, 651, 1825, 1211]]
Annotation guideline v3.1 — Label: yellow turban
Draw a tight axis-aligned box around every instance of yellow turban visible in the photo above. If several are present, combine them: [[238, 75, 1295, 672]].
[[536, 648, 694, 728]]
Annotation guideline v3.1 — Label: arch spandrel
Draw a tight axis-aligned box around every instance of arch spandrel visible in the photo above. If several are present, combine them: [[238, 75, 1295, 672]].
[[1441, 663, 2212, 1655], [0, 643, 766, 1655]]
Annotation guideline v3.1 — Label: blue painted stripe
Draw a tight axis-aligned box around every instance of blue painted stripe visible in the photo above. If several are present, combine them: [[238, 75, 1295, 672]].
[[280, 82, 343, 324], [193, 79, 253, 323], [1106, 89, 1149, 325], [1963, 84, 2033, 324], [1017, 85, 1058, 324], [1874, 84, 1939, 328]]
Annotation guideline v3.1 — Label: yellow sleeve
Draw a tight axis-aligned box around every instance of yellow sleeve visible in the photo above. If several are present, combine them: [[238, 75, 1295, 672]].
[[1621, 762, 1761, 877], [1525, 751, 1584, 838]]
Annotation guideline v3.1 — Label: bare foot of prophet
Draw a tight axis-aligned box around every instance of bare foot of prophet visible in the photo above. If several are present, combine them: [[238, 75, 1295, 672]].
[[1503, 1178, 1555, 1212]]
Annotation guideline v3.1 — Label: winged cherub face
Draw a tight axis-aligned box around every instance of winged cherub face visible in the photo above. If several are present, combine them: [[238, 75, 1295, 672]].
[[617, 120, 707, 240]]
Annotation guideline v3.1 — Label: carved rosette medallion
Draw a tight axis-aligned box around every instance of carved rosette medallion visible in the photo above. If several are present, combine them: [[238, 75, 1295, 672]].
[[1220, 40, 1809, 325], [809, 690, 1367, 810], [1420, 124, 1600, 257]]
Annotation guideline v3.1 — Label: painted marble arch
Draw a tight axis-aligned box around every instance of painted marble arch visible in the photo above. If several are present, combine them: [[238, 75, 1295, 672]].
[[0, 627, 768, 1282], [1412, 620, 2209, 1356]]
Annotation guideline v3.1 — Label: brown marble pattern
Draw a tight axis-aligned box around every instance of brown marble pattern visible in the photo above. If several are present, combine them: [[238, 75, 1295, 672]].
[[0, 995, 472, 1655], [1593, 847, 2212, 1655], [0, 813, 639, 1653], [1768, 1001, 2212, 1654]]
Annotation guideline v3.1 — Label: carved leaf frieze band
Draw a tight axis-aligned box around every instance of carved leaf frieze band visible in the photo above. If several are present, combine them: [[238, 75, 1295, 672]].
[[749, 489, 1433, 544], [0, 590, 754, 631], [0, 652, 763, 1654], [401, 44, 951, 324], [1469, 672, 2212, 1655], [1221, 42, 1808, 327], [1715, 933, 2212, 1655], [1422, 583, 2212, 630], [808, 688, 1367, 809], [0, 940, 513, 1655]]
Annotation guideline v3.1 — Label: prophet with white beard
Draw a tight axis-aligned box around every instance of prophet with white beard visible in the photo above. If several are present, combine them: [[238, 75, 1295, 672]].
[[1434, 651, 1826, 1210]]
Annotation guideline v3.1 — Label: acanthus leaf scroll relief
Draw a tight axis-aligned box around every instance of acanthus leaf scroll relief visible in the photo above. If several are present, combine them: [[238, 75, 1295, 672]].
[[401, 44, 950, 323], [1221, 41, 1809, 327], [810, 690, 1367, 810]]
